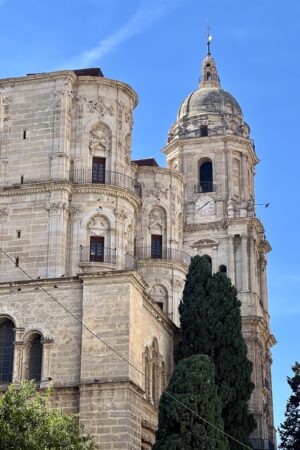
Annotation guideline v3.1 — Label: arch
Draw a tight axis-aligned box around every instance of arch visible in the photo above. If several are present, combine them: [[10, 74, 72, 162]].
[[150, 284, 168, 313], [199, 159, 213, 192], [148, 206, 167, 234], [206, 72, 212, 81], [0, 317, 15, 382], [87, 214, 112, 263], [27, 333, 43, 383], [203, 254, 212, 269], [219, 264, 227, 274]]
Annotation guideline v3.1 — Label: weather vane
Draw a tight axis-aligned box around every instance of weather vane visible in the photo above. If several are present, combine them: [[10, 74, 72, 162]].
[[206, 24, 213, 56]]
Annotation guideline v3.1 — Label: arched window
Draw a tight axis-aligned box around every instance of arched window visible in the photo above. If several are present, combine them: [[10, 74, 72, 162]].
[[206, 72, 212, 81], [219, 265, 227, 274], [203, 255, 212, 271], [28, 334, 43, 383], [199, 160, 213, 192], [0, 318, 15, 383]]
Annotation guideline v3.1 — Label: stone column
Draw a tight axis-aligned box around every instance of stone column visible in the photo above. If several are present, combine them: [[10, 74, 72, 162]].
[[249, 235, 257, 293], [226, 146, 233, 198], [46, 201, 69, 278], [241, 234, 249, 291], [241, 154, 248, 201], [41, 338, 53, 386], [228, 235, 235, 283], [12, 327, 25, 382], [69, 206, 83, 276], [260, 256, 268, 310]]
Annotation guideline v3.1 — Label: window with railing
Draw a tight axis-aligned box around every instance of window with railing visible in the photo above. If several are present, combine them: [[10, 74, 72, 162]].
[[151, 235, 162, 259], [90, 236, 105, 262], [92, 157, 106, 183]]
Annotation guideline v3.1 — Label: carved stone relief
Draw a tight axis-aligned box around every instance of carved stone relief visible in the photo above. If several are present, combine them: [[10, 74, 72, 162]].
[[88, 215, 109, 236], [145, 185, 168, 201], [150, 284, 168, 309], [149, 207, 166, 229], [124, 134, 131, 164], [87, 99, 114, 117], [89, 123, 111, 153], [45, 202, 69, 214]]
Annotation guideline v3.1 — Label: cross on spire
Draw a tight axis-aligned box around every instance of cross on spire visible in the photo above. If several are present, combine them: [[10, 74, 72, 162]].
[[207, 25, 213, 56]]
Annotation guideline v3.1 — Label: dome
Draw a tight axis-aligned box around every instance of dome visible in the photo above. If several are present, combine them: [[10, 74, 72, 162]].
[[177, 88, 243, 121], [167, 53, 249, 143]]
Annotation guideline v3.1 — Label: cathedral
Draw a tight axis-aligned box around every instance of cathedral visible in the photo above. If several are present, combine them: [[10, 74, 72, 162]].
[[0, 46, 276, 449]]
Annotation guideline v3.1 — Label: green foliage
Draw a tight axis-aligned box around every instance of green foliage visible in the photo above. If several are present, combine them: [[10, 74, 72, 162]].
[[176, 256, 255, 449], [153, 354, 229, 450], [0, 380, 97, 450], [279, 362, 300, 450]]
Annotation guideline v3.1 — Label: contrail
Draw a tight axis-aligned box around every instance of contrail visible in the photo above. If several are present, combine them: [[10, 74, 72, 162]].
[[59, 0, 185, 69]]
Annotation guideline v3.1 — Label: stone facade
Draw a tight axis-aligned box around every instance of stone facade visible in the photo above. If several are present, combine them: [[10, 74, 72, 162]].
[[0, 53, 275, 449]]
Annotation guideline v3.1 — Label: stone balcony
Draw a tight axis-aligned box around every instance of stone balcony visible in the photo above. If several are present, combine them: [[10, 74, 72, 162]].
[[135, 247, 191, 266], [69, 169, 142, 197], [79, 246, 137, 272]]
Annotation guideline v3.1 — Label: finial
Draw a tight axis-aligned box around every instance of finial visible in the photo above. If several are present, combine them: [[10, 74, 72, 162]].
[[206, 25, 212, 56]]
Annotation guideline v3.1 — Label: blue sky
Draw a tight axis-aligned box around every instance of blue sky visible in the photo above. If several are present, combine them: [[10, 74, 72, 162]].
[[1, 0, 299, 439]]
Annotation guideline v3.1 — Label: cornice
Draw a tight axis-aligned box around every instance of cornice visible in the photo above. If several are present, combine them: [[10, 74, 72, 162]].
[[162, 135, 259, 164], [135, 165, 185, 184], [0, 181, 73, 197], [77, 77, 138, 108], [0, 71, 77, 88], [73, 185, 142, 209], [137, 260, 188, 273], [0, 181, 142, 209]]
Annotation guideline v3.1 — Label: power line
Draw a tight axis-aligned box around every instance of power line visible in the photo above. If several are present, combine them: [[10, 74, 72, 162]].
[[0, 247, 253, 450]]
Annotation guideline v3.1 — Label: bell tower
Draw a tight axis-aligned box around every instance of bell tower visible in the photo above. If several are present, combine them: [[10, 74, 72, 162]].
[[162, 43, 276, 449]]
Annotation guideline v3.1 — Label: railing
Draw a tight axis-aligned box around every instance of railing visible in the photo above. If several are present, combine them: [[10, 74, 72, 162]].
[[79, 246, 137, 270], [194, 182, 216, 194], [250, 438, 275, 450], [135, 247, 191, 266], [69, 169, 142, 197]]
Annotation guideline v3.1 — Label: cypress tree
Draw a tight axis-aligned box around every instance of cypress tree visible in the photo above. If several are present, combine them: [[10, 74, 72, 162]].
[[279, 362, 300, 449], [176, 255, 255, 449], [153, 354, 229, 450]]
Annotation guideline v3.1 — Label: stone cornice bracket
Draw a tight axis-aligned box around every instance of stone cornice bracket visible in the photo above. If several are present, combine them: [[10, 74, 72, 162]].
[[0, 207, 8, 221]]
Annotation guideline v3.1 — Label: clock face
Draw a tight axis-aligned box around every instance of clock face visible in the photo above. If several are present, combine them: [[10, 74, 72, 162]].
[[195, 196, 214, 216]]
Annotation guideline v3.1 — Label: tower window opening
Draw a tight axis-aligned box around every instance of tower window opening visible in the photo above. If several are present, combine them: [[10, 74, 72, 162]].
[[200, 125, 208, 137], [17, 230, 21, 238], [206, 72, 212, 81], [28, 334, 43, 383], [206, 63, 211, 68], [23, 130, 27, 140], [15, 257, 19, 267], [199, 160, 213, 192], [0, 318, 15, 383], [20, 176, 24, 184], [219, 265, 227, 274]]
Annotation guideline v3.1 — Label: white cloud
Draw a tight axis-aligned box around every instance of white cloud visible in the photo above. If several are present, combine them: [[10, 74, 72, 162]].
[[60, 0, 184, 69]]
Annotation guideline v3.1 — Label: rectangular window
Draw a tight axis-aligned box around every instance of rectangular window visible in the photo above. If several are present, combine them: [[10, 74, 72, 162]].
[[90, 236, 104, 262], [23, 130, 27, 139], [151, 235, 162, 259], [15, 257, 19, 267], [17, 230, 21, 238], [92, 157, 106, 184], [20, 176, 24, 184]]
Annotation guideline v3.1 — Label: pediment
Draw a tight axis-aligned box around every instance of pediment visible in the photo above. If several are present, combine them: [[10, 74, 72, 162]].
[[191, 239, 219, 249]]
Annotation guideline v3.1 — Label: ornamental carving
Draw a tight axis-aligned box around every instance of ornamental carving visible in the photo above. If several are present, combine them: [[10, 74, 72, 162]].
[[89, 123, 111, 153], [149, 207, 166, 229], [88, 215, 109, 236], [0, 208, 8, 221], [45, 202, 68, 213], [115, 208, 128, 222], [150, 284, 168, 305], [145, 185, 168, 201], [124, 109, 133, 130], [171, 278, 184, 291], [87, 99, 114, 117], [191, 239, 219, 249], [124, 134, 131, 164], [116, 101, 124, 133], [69, 205, 82, 217]]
